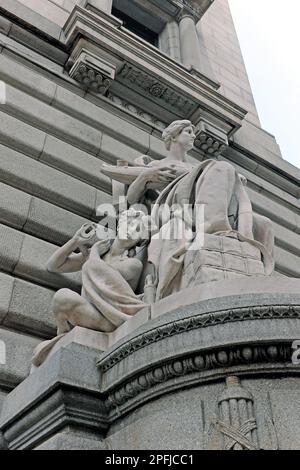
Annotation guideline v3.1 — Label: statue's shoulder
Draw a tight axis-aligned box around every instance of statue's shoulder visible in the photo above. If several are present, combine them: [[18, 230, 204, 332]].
[[134, 155, 155, 166]]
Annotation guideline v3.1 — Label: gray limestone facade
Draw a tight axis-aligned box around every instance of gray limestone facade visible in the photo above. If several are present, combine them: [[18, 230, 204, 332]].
[[0, 0, 299, 450]]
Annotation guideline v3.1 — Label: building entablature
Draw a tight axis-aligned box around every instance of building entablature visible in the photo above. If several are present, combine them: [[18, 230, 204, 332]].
[[64, 3, 247, 155]]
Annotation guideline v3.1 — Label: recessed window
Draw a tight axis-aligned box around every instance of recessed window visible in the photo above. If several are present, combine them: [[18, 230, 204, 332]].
[[112, 6, 159, 47]]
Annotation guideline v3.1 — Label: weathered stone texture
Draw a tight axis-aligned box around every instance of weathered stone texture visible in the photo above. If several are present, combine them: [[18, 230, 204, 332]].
[[0, 328, 40, 389], [198, 0, 260, 126], [0, 0, 299, 441]]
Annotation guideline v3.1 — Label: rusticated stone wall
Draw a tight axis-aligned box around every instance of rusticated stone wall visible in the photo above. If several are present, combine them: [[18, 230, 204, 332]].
[[0, 0, 299, 423]]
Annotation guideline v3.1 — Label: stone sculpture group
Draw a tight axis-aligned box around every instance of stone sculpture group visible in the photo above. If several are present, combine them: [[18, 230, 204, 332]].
[[32, 119, 275, 368]]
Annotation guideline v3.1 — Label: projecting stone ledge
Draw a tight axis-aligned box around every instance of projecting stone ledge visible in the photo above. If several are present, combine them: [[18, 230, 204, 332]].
[[1, 278, 300, 450]]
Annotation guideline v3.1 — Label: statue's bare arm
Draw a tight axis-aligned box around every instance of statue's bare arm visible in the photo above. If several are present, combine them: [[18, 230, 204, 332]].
[[47, 224, 110, 273], [47, 237, 88, 273], [127, 164, 177, 205]]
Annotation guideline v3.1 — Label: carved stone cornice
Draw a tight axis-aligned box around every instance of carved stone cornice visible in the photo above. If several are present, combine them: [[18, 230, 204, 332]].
[[98, 305, 300, 373], [103, 341, 293, 416], [63, 5, 247, 137]]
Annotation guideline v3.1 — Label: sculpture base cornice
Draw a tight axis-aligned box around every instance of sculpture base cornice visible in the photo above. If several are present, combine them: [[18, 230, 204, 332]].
[[1, 278, 300, 450]]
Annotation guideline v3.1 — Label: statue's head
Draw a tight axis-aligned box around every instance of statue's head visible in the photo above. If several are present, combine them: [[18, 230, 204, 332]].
[[117, 208, 151, 248], [162, 120, 196, 152]]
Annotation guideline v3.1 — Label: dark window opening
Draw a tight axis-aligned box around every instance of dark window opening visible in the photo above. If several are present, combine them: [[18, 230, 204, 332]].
[[112, 7, 159, 47]]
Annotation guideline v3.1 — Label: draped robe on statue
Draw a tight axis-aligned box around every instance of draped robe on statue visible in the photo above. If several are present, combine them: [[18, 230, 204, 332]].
[[81, 241, 147, 327], [147, 160, 275, 300]]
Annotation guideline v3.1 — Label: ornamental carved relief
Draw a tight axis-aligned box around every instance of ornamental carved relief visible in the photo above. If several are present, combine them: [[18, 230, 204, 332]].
[[118, 63, 196, 115]]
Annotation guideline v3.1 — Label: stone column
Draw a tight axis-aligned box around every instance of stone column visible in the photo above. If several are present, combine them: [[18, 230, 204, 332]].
[[179, 12, 202, 71]]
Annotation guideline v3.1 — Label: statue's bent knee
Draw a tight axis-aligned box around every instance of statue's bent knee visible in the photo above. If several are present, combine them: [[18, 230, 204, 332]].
[[52, 288, 77, 314]]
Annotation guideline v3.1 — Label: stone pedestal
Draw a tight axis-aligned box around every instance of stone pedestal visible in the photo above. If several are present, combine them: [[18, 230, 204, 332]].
[[1, 278, 300, 450]]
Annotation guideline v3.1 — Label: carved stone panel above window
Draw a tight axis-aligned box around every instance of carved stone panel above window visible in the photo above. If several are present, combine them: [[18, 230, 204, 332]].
[[64, 3, 246, 141]]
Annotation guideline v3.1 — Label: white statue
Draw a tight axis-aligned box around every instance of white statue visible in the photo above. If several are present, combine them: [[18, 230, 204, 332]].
[[47, 209, 150, 335], [102, 120, 275, 300]]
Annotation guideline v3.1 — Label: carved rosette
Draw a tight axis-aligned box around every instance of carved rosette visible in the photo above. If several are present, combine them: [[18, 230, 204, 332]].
[[118, 63, 197, 115]]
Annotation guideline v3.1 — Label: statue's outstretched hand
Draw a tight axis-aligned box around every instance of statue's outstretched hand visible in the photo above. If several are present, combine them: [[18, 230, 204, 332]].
[[73, 223, 97, 250]]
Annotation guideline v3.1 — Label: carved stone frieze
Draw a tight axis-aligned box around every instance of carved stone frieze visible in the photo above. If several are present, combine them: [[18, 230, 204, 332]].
[[118, 63, 197, 115], [107, 92, 166, 129], [64, 5, 247, 136], [103, 343, 292, 413]]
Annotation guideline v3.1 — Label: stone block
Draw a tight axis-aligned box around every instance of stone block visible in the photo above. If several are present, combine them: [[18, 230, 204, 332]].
[[274, 246, 300, 278], [149, 133, 168, 159], [0, 224, 24, 273], [3, 277, 56, 338], [41, 134, 111, 192], [272, 221, 300, 258], [0, 272, 14, 323], [63, 0, 77, 12], [24, 197, 89, 246], [0, 111, 46, 159], [0, 16, 12, 35], [0, 144, 96, 218], [4, 84, 102, 155], [248, 187, 299, 233], [268, 390, 300, 450], [0, 328, 40, 389], [35, 431, 106, 450], [0, 0, 62, 39], [11, 0, 69, 27], [256, 164, 300, 198], [0, 343, 102, 427], [100, 134, 142, 164], [233, 120, 282, 161], [0, 389, 7, 411], [53, 86, 150, 152], [14, 233, 82, 291], [0, 52, 57, 104], [0, 182, 31, 230]]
